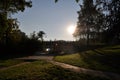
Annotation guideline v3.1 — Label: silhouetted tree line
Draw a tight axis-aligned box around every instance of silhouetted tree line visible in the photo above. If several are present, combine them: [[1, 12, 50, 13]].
[[74, 0, 120, 45], [0, 0, 46, 58], [1, 0, 120, 58]]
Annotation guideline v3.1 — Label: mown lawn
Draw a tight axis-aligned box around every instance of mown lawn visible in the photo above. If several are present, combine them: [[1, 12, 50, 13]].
[[0, 59, 24, 68], [0, 60, 109, 80], [54, 45, 120, 74]]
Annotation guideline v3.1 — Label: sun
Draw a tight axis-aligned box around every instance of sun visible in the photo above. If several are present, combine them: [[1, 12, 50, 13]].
[[67, 25, 76, 34]]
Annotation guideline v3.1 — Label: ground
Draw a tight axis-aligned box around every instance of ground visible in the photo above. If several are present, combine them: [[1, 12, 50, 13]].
[[0, 45, 120, 80]]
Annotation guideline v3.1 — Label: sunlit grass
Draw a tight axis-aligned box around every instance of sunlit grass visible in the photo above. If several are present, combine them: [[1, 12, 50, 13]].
[[54, 54, 90, 67], [0, 60, 109, 80], [54, 45, 120, 73]]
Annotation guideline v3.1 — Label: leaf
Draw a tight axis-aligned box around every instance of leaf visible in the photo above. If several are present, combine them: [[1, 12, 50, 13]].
[[76, 0, 80, 3], [55, 0, 58, 3]]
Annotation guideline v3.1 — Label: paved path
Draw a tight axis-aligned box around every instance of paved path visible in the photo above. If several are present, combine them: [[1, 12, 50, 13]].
[[1, 55, 120, 80], [17, 55, 120, 80], [50, 61, 120, 80]]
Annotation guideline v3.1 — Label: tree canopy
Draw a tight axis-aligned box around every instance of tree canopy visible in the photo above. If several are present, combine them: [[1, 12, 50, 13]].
[[37, 31, 46, 42], [0, 0, 32, 45], [74, 0, 120, 44], [0, 0, 32, 14]]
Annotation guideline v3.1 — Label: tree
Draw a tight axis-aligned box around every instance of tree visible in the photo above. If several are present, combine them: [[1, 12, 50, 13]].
[[30, 31, 38, 40], [0, 0, 32, 15], [104, 0, 120, 43], [37, 31, 46, 42], [0, 0, 32, 45], [0, 13, 8, 44], [74, 0, 104, 45], [5, 18, 19, 44], [74, 0, 120, 44]]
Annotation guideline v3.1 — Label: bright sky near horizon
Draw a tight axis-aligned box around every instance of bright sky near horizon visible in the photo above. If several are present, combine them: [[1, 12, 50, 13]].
[[12, 0, 81, 41]]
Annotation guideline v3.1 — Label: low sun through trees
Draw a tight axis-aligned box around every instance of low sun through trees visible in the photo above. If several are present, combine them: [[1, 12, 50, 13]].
[[73, 0, 120, 45], [0, 0, 120, 58]]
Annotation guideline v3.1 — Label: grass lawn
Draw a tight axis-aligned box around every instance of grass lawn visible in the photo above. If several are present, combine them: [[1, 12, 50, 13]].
[[0, 60, 109, 80], [54, 45, 120, 74], [0, 59, 24, 68]]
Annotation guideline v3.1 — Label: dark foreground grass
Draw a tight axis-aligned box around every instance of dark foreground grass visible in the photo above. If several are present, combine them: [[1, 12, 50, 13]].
[[0, 59, 24, 68], [54, 45, 120, 74], [0, 60, 109, 80]]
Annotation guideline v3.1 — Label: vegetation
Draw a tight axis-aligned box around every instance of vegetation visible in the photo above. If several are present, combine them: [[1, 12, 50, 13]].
[[0, 0, 35, 57], [0, 59, 24, 68], [74, 0, 120, 45], [0, 0, 32, 45], [0, 60, 109, 80], [0, 1, 47, 57], [37, 31, 46, 42], [0, 0, 119, 79], [54, 45, 120, 74]]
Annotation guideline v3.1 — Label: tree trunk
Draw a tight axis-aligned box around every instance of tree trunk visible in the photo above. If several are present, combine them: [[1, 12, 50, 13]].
[[86, 26, 90, 46]]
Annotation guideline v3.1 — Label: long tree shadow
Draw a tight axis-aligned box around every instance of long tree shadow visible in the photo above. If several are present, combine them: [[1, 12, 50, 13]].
[[92, 49, 105, 56], [79, 47, 120, 73]]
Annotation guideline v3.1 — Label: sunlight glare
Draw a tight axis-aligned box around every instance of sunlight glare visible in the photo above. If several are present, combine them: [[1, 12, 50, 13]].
[[67, 25, 76, 34]]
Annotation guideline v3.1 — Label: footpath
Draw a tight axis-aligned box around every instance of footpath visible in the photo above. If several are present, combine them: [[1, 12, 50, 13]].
[[0, 55, 120, 80]]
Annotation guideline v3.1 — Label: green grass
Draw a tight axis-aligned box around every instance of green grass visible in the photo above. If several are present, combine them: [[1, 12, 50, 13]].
[[0, 60, 109, 80], [0, 59, 24, 68], [54, 45, 120, 73]]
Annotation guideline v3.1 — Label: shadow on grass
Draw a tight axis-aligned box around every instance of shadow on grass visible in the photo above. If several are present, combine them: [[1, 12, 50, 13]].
[[79, 47, 120, 73]]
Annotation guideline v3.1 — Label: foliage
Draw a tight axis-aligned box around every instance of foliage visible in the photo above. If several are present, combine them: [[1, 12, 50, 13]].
[[30, 31, 38, 40], [0, 13, 8, 42], [54, 45, 120, 73], [74, 0, 120, 44], [37, 31, 46, 41], [0, 0, 32, 14], [0, 0, 35, 57], [103, 0, 120, 43], [74, 0, 105, 45], [0, 0, 32, 45], [30, 31, 46, 41]]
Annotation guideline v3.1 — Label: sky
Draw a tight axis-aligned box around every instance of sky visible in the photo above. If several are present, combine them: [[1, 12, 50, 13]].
[[12, 0, 81, 41]]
